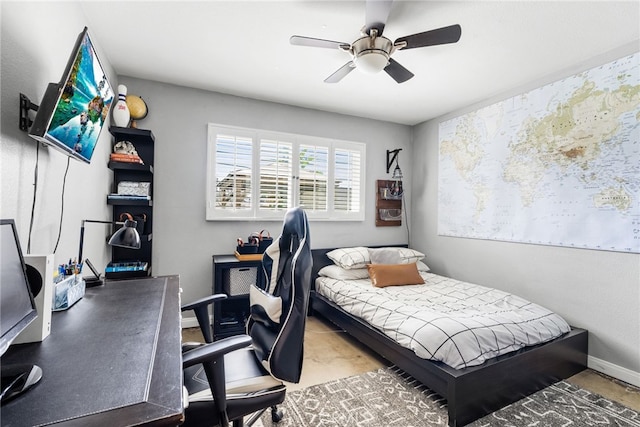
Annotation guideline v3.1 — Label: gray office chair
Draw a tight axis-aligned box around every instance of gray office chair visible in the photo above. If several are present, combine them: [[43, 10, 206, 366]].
[[181, 207, 312, 427]]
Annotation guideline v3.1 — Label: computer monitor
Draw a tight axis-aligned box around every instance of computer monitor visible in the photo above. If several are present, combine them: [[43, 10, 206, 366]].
[[0, 219, 42, 403]]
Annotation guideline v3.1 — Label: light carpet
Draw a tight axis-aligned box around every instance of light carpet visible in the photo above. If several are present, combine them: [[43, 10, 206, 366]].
[[259, 366, 640, 426]]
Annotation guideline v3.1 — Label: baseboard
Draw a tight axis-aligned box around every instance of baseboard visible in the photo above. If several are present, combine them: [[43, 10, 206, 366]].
[[181, 315, 212, 329], [588, 355, 640, 388]]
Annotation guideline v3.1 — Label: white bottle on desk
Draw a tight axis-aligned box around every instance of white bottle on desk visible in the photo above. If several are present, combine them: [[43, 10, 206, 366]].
[[112, 84, 130, 127]]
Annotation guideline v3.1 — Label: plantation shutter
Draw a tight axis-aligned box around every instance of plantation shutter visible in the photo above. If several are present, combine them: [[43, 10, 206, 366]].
[[298, 144, 329, 213], [207, 124, 365, 220], [259, 138, 293, 213], [333, 147, 362, 214], [213, 133, 253, 212]]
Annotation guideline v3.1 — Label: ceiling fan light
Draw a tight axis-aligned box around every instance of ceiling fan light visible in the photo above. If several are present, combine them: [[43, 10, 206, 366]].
[[355, 52, 389, 74]]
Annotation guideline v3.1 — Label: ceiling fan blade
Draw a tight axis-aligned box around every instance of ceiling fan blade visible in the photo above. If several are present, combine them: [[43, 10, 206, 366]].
[[365, 0, 394, 35], [394, 24, 462, 50], [324, 61, 356, 83], [290, 35, 350, 50], [384, 58, 414, 83]]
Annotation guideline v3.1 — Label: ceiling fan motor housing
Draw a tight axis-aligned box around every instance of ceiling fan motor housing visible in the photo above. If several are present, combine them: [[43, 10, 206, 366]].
[[289, 0, 461, 83], [352, 35, 392, 73]]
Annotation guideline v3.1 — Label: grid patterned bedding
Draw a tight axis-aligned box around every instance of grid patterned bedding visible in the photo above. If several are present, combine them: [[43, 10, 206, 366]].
[[315, 272, 571, 369]]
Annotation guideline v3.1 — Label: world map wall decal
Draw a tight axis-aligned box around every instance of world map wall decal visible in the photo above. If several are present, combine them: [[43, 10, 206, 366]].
[[438, 51, 639, 253]]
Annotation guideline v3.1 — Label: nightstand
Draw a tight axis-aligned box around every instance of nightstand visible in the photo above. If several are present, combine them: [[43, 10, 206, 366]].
[[212, 255, 264, 340]]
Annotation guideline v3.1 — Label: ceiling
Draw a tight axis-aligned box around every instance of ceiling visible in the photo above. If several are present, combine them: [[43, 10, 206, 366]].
[[80, 1, 639, 126]]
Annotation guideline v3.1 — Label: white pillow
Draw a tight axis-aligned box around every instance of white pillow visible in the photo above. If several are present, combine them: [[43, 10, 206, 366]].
[[416, 260, 430, 272], [368, 247, 425, 265], [318, 265, 370, 280], [326, 247, 370, 270]]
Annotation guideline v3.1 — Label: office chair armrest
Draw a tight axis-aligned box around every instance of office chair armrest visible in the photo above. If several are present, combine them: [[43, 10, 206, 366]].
[[182, 342, 203, 353], [181, 294, 228, 343], [182, 334, 252, 369], [181, 294, 227, 312]]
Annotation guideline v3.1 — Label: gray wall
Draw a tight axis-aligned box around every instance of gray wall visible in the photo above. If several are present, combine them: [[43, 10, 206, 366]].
[[117, 76, 412, 306], [2, 0, 637, 386], [410, 43, 640, 381], [1, 2, 116, 269]]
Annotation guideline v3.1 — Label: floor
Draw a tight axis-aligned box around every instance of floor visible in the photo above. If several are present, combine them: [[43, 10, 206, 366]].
[[182, 315, 640, 412]]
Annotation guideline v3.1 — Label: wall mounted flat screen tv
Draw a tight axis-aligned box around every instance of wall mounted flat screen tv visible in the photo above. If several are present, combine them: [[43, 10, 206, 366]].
[[28, 27, 113, 164]]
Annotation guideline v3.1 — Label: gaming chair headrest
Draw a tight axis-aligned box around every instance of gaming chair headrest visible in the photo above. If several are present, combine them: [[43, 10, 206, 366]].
[[280, 207, 308, 247]]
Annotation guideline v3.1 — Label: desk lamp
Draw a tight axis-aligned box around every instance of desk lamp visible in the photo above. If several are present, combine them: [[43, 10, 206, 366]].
[[78, 219, 141, 284]]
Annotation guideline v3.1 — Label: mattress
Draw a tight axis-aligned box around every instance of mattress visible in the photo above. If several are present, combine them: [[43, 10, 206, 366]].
[[315, 272, 571, 369]]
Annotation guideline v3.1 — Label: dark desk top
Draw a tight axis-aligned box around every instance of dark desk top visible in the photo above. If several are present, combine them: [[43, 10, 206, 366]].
[[1, 276, 183, 426]]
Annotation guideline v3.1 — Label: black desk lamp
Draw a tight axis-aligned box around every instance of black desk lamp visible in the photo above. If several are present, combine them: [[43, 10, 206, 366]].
[[78, 219, 141, 284]]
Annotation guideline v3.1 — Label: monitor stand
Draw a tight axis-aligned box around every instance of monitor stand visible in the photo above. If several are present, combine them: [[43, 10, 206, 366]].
[[1, 364, 42, 404]]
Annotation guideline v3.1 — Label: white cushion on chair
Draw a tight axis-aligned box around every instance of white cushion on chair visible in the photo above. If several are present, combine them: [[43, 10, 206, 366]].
[[188, 348, 283, 403], [226, 348, 284, 394], [250, 284, 282, 325], [189, 386, 212, 403], [182, 386, 190, 408]]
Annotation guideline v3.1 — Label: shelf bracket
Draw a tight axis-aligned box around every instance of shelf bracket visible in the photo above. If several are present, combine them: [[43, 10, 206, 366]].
[[19, 93, 39, 132]]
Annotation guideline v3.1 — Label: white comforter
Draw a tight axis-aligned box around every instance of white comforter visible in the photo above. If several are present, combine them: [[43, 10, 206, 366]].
[[315, 272, 571, 369]]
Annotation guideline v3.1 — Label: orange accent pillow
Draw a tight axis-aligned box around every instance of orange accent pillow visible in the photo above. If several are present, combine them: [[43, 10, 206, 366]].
[[366, 263, 425, 288]]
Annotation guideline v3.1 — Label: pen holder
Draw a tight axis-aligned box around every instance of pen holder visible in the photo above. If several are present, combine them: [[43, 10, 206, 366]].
[[52, 274, 85, 311]]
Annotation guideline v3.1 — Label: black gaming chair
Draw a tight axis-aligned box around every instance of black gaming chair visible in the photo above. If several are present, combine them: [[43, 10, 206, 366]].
[[181, 207, 312, 427]]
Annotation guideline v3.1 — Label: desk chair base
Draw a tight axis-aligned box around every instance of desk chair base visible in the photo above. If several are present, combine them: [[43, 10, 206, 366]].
[[184, 399, 284, 427], [236, 406, 283, 427]]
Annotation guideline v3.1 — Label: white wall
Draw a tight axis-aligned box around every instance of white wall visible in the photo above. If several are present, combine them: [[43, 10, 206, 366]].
[[1, 3, 116, 271], [410, 43, 640, 385], [117, 76, 412, 306]]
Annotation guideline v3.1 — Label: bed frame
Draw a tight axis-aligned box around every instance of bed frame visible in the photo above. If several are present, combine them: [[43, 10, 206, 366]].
[[309, 246, 588, 427]]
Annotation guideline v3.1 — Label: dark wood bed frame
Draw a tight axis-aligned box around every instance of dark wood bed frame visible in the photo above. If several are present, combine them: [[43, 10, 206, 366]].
[[309, 246, 588, 427]]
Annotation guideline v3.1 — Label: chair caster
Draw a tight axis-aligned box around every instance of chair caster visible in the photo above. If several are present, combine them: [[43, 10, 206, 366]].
[[271, 406, 283, 423]]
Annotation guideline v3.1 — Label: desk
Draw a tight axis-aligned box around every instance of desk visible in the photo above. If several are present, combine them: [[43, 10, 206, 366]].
[[1, 276, 183, 426]]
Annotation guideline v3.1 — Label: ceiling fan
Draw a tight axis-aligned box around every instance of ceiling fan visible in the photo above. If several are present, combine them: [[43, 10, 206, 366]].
[[290, 0, 461, 84]]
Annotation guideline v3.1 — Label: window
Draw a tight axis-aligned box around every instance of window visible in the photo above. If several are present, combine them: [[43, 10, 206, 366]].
[[207, 124, 366, 221]]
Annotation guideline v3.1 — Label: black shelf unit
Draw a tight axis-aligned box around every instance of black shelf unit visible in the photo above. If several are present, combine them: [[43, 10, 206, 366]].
[[106, 198, 153, 207], [107, 126, 155, 279], [212, 255, 264, 340]]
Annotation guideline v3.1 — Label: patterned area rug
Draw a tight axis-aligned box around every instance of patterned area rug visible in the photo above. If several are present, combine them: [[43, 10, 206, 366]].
[[260, 366, 640, 427]]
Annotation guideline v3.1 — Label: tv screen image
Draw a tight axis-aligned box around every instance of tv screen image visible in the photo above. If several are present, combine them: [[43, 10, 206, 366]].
[[29, 27, 113, 163]]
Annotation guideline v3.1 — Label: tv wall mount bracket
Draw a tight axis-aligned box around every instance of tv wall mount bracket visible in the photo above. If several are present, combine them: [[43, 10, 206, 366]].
[[19, 93, 39, 132]]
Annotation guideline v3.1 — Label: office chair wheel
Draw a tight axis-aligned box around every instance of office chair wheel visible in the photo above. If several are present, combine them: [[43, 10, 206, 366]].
[[271, 406, 283, 423]]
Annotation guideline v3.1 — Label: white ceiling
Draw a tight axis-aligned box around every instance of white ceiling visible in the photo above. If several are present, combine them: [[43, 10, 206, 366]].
[[80, 1, 639, 126]]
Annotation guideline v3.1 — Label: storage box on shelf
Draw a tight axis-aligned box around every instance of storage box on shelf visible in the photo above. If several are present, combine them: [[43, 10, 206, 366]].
[[107, 126, 154, 279]]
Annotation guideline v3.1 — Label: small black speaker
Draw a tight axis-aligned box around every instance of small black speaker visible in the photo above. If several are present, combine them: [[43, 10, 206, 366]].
[[25, 264, 42, 298]]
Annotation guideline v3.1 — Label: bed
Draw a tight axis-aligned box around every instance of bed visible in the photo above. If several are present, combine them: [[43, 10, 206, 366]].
[[309, 246, 588, 427]]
